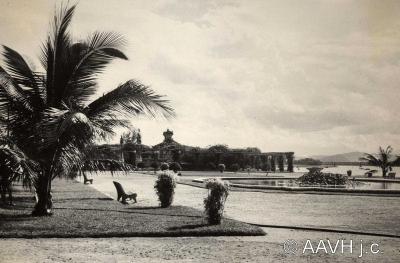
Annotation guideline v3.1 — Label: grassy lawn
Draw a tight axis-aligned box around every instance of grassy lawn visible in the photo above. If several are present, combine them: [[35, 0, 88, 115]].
[[0, 179, 264, 238]]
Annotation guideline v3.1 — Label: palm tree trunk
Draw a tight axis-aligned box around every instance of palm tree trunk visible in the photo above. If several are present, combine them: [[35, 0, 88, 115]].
[[382, 167, 387, 177], [32, 170, 53, 216]]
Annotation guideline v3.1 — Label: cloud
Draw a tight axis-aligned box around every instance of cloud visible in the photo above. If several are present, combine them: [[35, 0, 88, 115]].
[[149, 54, 215, 85], [1, 0, 400, 156], [155, 0, 237, 25]]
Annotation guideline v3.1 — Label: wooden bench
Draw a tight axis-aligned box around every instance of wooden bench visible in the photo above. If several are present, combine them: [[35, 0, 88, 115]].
[[113, 181, 137, 204], [83, 173, 93, 184]]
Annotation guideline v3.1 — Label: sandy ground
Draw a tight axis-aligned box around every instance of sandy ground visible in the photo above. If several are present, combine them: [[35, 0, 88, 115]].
[[1, 172, 399, 262], [1, 228, 399, 262]]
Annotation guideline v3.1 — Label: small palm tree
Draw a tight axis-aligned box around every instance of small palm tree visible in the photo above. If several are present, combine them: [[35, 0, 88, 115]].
[[0, 139, 38, 205], [0, 4, 173, 216], [360, 146, 399, 177]]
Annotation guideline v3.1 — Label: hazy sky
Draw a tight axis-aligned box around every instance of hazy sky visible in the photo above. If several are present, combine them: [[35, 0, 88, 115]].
[[1, 0, 400, 156]]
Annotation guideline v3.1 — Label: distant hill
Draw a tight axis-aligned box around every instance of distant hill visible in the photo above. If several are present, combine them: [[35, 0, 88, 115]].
[[310, 152, 365, 163]]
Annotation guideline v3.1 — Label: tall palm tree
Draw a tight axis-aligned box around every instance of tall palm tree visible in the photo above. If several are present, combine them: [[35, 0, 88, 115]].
[[360, 146, 399, 177], [0, 4, 173, 216]]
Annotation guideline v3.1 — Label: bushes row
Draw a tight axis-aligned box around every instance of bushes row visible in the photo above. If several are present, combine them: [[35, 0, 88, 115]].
[[137, 161, 182, 172], [154, 172, 230, 225], [140, 161, 249, 173]]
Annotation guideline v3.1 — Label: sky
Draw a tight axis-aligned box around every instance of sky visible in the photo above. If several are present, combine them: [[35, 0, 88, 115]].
[[1, 0, 400, 156]]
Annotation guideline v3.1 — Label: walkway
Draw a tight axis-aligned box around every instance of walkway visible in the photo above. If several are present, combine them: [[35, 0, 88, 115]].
[[88, 172, 400, 237]]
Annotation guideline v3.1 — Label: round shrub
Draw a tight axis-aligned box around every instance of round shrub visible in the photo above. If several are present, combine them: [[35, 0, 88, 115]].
[[154, 171, 177, 208], [169, 162, 182, 173], [230, 163, 240, 172], [160, 162, 169, 171], [218, 163, 225, 173], [204, 179, 229, 224]]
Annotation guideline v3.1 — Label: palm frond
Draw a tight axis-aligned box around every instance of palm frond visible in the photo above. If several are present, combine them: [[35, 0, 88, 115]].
[[52, 142, 85, 179], [378, 146, 392, 164], [0, 67, 33, 116], [0, 145, 39, 189], [89, 117, 131, 141], [84, 80, 174, 120], [62, 31, 128, 106], [36, 108, 97, 150], [43, 4, 76, 106], [359, 153, 381, 166], [392, 156, 400, 166], [82, 159, 135, 175], [1, 46, 44, 106]]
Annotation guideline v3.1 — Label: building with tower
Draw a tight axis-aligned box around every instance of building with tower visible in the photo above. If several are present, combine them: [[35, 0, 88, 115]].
[[100, 129, 295, 172]]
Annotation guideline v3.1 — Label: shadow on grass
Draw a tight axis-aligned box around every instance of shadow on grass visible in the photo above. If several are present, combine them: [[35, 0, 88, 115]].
[[0, 213, 33, 221], [0, 203, 34, 210], [168, 223, 209, 231], [126, 206, 163, 210], [55, 197, 113, 202], [52, 206, 203, 218]]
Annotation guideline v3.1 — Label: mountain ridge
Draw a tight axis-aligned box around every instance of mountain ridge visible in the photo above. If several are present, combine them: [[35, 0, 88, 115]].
[[309, 152, 365, 163]]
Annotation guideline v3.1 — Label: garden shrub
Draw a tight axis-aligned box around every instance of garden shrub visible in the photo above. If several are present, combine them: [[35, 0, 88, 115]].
[[204, 179, 229, 224], [218, 163, 225, 173], [154, 171, 176, 208], [160, 162, 169, 171], [230, 163, 240, 172], [137, 162, 145, 169], [169, 162, 182, 173], [297, 170, 348, 186]]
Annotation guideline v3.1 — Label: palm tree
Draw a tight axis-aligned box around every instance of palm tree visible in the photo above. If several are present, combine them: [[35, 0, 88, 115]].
[[0, 4, 173, 216], [0, 142, 38, 204], [360, 146, 400, 177]]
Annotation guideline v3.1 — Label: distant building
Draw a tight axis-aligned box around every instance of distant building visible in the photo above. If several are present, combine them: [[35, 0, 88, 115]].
[[95, 129, 295, 172]]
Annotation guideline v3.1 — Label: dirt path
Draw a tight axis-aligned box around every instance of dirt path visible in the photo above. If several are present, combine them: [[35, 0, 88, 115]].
[[1, 228, 399, 262]]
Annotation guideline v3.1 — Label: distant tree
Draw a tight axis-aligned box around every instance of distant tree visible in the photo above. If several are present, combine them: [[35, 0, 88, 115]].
[[160, 162, 169, 171], [207, 144, 229, 153], [245, 147, 261, 154], [169, 162, 181, 173], [360, 146, 400, 177], [218, 163, 225, 173], [294, 158, 322, 166]]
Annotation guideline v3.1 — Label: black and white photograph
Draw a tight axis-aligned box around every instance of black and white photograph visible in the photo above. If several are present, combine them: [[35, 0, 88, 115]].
[[0, 0, 400, 262]]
